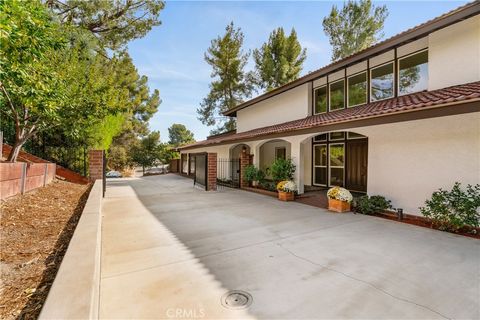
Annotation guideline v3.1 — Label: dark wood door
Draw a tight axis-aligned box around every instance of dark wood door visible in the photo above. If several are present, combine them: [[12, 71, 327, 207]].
[[346, 139, 368, 192]]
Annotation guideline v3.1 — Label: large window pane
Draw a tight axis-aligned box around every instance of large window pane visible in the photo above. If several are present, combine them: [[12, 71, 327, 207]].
[[348, 72, 367, 107], [330, 168, 344, 187], [314, 167, 327, 185], [314, 86, 327, 114], [329, 79, 345, 110], [399, 50, 428, 95], [314, 145, 327, 166], [371, 63, 394, 101], [329, 144, 344, 167]]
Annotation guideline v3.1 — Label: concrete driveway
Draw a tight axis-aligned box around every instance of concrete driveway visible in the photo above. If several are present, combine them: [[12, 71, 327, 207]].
[[100, 174, 479, 319]]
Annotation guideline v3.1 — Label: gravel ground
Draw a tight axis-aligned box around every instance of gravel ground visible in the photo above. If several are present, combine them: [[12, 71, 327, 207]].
[[0, 180, 91, 320]]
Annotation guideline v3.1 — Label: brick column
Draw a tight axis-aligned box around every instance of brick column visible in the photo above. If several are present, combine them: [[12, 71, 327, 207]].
[[89, 150, 104, 181], [207, 153, 217, 191], [240, 148, 253, 189]]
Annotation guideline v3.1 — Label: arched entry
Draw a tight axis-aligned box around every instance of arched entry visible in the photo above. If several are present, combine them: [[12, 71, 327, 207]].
[[311, 131, 368, 192], [230, 144, 250, 160], [258, 139, 291, 177]]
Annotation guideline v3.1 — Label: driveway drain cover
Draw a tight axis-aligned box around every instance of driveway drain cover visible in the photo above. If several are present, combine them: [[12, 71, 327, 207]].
[[221, 290, 252, 309]]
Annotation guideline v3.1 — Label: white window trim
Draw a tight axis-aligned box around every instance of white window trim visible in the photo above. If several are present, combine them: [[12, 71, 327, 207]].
[[369, 61, 395, 103], [347, 71, 368, 108], [313, 85, 327, 115], [397, 48, 428, 97], [328, 79, 345, 112], [313, 144, 327, 187], [329, 132, 345, 141], [328, 143, 345, 187]]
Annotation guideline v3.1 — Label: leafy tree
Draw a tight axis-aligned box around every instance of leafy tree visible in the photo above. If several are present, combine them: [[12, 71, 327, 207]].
[[131, 131, 162, 174], [158, 143, 179, 164], [253, 27, 307, 91], [45, 0, 165, 49], [168, 123, 195, 147], [0, 0, 67, 161], [197, 22, 254, 135], [322, 0, 388, 61]]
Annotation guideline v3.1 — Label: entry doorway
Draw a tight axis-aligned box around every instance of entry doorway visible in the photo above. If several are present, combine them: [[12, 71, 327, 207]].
[[312, 132, 368, 193]]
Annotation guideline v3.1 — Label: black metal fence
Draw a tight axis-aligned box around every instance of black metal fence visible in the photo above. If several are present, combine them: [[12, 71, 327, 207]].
[[217, 158, 240, 189]]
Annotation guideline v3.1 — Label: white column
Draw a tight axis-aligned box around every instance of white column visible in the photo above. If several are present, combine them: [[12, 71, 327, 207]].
[[290, 140, 305, 195]]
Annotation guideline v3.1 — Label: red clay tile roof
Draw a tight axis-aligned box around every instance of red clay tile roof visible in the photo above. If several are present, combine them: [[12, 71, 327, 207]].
[[224, 1, 480, 116], [180, 81, 480, 150]]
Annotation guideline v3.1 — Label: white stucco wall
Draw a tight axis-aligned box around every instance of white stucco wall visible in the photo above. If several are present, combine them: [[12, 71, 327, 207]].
[[352, 112, 480, 215], [429, 15, 480, 90], [259, 140, 291, 172], [236, 83, 310, 133]]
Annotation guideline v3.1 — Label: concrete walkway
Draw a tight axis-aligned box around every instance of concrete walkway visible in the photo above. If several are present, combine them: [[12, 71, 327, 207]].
[[100, 174, 479, 319]]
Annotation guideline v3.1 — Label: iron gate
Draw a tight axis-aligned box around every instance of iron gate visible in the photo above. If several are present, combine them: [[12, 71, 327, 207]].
[[217, 158, 241, 189], [193, 153, 207, 189]]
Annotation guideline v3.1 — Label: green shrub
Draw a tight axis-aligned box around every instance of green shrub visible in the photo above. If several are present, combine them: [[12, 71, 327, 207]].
[[269, 158, 295, 183], [420, 182, 480, 232], [259, 180, 276, 192], [243, 165, 257, 182], [354, 195, 392, 215], [243, 165, 266, 183]]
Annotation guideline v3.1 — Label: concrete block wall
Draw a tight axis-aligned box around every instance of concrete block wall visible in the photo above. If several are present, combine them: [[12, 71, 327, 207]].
[[207, 153, 217, 191]]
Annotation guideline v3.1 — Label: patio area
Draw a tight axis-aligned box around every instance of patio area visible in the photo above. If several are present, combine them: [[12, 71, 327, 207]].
[[100, 174, 479, 319]]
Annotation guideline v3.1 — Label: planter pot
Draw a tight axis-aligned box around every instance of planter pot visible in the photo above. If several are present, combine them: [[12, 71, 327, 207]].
[[328, 198, 351, 213], [278, 191, 295, 201]]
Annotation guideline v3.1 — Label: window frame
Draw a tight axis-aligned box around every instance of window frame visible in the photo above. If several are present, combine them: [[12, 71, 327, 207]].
[[369, 61, 395, 103], [313, 134, 327, 142], [328, 78, 345, 111], [347, 71, 368, 108], [329, 132, 345, 141], [397, 48, 429, 97], [275, 147, 286, 160]]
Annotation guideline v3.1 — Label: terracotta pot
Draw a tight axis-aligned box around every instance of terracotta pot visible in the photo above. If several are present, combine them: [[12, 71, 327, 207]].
[[328, 198, 351, 213], [278, 191, 295, 201]]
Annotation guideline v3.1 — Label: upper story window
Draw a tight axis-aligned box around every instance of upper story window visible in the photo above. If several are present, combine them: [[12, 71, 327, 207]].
[[347, 72, 367, 107], [314, 86, 327, 114], [398, 49, 428, 95], [329, 79, 345, 111], [370, 62, 394, 101]]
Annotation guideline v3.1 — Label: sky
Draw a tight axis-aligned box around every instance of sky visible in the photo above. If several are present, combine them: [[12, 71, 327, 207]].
[[126, 0, 469, 142]]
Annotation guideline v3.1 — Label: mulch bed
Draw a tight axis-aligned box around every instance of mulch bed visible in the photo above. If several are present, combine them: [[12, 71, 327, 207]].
[[0, 180, 91, 320]]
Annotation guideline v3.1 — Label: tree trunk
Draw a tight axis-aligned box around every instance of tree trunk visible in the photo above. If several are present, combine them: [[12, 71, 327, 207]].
[[7, 140, 24, 162]]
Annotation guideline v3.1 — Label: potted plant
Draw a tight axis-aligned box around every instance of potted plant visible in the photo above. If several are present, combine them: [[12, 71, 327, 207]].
[[269, 158, 296, 183], [277, 180, 297, 201], [327, 186, 353, 212], [243, 165, 265, 187]]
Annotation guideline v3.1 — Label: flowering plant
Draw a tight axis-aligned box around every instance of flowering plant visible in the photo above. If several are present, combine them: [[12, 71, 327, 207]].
[[277, 180, 297, 193], [327, 186, 353, 203]]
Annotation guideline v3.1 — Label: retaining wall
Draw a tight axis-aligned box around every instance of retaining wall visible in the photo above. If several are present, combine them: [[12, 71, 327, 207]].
[[39, 180, 102, 319], [1, 162, 56, 200]]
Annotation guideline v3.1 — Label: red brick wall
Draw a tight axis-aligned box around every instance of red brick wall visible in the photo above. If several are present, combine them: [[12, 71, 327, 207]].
[[88, 150, 104, 181], [0, 162, 57, 200], [240, 149, 253, 188], [207, 153, 217, 191]]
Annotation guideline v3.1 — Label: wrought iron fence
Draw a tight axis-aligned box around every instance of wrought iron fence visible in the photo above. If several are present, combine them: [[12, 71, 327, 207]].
[[217, 158, 240, 189]]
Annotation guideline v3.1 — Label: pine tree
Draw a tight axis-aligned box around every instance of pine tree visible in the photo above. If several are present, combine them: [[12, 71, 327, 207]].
[[323, 0, 388, 61], [253, 27, 307, 91], [197, 22, 253, 135]]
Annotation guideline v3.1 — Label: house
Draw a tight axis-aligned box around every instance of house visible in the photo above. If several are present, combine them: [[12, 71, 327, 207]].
[[178, 2, 480, 215]]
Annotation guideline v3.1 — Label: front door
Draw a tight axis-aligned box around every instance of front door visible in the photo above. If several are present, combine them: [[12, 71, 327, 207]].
[[346, 139, 368, 192]]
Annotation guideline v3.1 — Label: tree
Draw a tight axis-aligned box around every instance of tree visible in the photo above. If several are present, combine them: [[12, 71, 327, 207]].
[[168, 123, 195, 147], [0, 0, 67, 161], [253, 27, 307, 91], [130, 131, 161, 174], [46, 0, 165, 49], [197, 22, 254, 135], [322, 0, 388, 61]]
